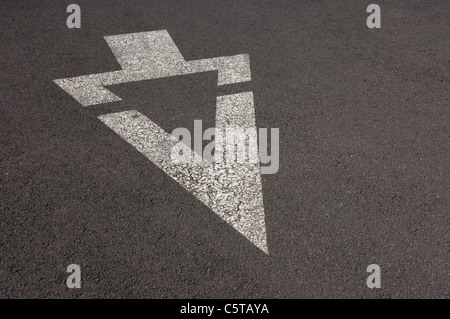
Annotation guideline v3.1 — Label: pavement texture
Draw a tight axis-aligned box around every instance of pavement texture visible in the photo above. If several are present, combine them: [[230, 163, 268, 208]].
[[0, 0, 448, 298]]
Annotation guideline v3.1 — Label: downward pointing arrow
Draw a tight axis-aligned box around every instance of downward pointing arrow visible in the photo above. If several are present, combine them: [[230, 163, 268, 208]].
[[98, 92, 268, 254], [54, 30, 268, 253]]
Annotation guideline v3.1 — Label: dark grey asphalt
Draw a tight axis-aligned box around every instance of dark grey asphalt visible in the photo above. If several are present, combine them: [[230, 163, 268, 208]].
[[0, 0, 448, 298]]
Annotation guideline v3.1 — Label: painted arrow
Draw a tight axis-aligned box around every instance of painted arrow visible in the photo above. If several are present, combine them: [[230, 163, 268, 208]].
[[54, 30, 268, 253]]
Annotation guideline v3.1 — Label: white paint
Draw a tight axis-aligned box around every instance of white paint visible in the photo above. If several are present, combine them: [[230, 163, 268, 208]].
[[54, 30, 251, 106], [99, 93, 268, 253], [54, 30, 267, 253]]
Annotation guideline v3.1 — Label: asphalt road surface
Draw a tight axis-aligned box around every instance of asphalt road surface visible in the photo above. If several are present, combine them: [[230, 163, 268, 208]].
[[1, 0, 449, 298]]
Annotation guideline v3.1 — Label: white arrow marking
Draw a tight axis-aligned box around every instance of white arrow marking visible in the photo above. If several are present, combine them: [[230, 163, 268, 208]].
[[54, 30, 268, 253]]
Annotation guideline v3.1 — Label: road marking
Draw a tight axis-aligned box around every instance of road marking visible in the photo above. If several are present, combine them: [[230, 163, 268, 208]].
[[54, 30, 268, 253], [54, 30, 251, 106]]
